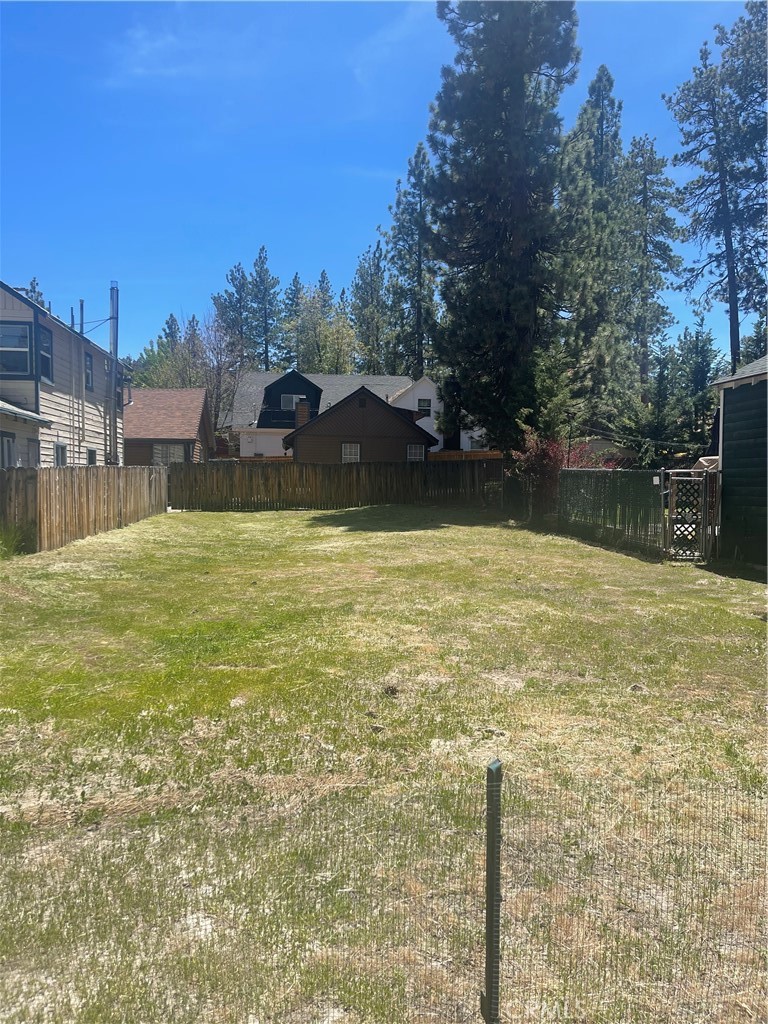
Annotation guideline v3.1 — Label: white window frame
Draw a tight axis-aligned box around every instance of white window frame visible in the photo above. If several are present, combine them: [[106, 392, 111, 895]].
[[417, 398, 432, 414], [0, 323, 31, 375], [281, 394, 304, 411], [87, 448, 98, 466], [469, 436, 488, 451], [341, 443, 360, 463], [54, 443, 67, 467], [407, 444, 425, 462]]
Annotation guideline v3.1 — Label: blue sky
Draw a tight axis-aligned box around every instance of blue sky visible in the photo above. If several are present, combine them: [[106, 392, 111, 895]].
[[0, 1, 748, 359]]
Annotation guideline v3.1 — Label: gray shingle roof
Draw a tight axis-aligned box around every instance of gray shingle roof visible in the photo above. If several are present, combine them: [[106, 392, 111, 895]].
[[231, 372, 414, 428], [713, 355, 767, 386]]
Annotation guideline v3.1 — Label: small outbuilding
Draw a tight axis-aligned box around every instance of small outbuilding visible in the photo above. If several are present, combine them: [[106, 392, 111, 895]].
[[123, 388, 215, 466], [713, 355, 767, 565], [282, 385, 439, 464]]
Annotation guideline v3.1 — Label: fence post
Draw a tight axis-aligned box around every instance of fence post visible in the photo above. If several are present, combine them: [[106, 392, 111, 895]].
[[481, 758, 502, 1024]]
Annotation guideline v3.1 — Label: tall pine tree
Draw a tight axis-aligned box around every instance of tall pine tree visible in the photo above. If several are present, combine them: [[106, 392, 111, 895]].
[[250, 246, 283, 371], [427, 1, 578, 450], [383, 142, 438, 378], [558, 65, 634, 433], [665, 2, 767, 372], [618, 135, 681, 396]]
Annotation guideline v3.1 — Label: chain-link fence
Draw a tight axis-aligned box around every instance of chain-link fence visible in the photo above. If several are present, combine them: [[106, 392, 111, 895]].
[[1, 776, 764, 1023]]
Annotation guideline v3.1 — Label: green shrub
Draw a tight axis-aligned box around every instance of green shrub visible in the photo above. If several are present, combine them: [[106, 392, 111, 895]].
[[0, 520, 35, 559]]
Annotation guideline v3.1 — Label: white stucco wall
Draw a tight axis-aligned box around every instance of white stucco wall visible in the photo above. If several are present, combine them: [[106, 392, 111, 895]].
[[390, 377, 488, 451], [239, 429, 287, 458]]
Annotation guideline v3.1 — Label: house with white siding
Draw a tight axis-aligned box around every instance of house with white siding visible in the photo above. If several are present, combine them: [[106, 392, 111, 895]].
[[232, 370, 488, 458], [0, 281, 124, 468]]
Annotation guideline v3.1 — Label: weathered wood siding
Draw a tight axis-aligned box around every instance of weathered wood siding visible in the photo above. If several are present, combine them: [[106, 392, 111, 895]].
[[292, 396, 432, 464], [169, 460, 487, 511], [38, 327, 123, 467], [0, 466, 168, 553], [720, 380, 767, 564], [0, 288, 123, 466]]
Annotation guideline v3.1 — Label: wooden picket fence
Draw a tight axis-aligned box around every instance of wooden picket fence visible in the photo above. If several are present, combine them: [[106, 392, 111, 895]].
[[0, 466, 168, 553], [169, 459, 499, 512]]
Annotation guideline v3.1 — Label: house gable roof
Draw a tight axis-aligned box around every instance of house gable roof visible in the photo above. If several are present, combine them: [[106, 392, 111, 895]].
[[0, 280, 123, 367], [282, 386, 440, 449], [231, 371, 414, 429], [713, 355, 767, 387], [124, 388, 213, 445]]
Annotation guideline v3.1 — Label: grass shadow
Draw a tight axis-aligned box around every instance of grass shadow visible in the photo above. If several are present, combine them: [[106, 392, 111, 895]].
[[305, 503, 516, 533], [701, 559, 768, 584]]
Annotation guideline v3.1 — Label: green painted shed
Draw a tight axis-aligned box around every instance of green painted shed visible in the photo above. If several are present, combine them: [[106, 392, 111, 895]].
[[714, 356, 767, 566]]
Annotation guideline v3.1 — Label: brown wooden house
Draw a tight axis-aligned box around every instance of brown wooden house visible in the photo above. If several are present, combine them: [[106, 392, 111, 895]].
[[123, 388, 215, 466], [282, 386, 439, 463]]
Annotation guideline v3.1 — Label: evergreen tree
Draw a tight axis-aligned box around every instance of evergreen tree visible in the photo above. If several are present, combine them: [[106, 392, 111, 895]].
[[665, 2, 767, 372], [129, 314, 206, 390], [559, 65, 633, 432], [642, 341, 680, 449], [383, 142, 438, 378], [281, 273, 304, 369], [211, 263, 257, 381], [250, 246, 283, 371], [740, 314, 767, 364], [324, 289, 356, 374], [317, 270, 335, 324], [427, 1, 578, 450], [674, 317, 727, 445], [293, 286, 337, 373], [619, 135, 682, 395], [351, 242, 396, 374]]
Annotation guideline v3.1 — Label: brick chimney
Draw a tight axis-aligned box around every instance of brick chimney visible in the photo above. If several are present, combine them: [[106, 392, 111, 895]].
[[295, 400, 310, 428]]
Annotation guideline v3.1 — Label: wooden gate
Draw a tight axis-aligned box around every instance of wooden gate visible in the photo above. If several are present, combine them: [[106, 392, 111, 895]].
[[663, 469, 720, 561]]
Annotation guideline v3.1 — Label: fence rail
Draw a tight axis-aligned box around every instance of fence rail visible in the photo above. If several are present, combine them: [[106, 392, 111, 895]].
[[558, 469, 664, 556], [169, 460, 501, 512], [0, 466, 168, 553]]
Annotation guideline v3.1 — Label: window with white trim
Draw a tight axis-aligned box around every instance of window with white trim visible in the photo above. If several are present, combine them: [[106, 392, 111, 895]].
[[281, 394, 304, 411], [417, 398, 432, 414], [470, 437, 488, 451], [84, 351, 94, 391], [87, 449, 97, 466], [341, 443, 360, 463], [407, 444, 425, 461], [54, 443, 67, 467], [0, 323, 31, 375]]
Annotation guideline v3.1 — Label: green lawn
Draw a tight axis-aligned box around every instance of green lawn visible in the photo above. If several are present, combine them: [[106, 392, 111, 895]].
[[0, 507, 765, 1022]]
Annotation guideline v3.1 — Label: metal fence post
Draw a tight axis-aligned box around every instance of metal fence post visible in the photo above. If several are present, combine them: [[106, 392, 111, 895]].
[[481, 759, 502, 1024]]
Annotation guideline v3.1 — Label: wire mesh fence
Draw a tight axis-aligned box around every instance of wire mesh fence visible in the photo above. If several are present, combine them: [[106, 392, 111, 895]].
[[558, 470, 664, 556], [1, 776, 764, 1023]]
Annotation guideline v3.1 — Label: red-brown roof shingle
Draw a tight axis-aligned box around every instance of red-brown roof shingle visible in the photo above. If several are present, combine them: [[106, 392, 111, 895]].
[[124, 388, 210, 442]]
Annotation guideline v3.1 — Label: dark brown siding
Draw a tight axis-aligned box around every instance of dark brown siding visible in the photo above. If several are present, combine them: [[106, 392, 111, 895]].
[[294, 435, 425, 464], [291, 396, 432, 464]]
